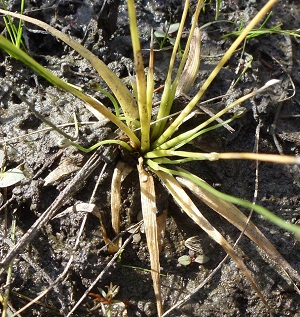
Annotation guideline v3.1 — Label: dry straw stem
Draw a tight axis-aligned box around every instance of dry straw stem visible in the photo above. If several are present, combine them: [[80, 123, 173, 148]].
[[138, 158, 163, 316], [147, 150, 300, 165]]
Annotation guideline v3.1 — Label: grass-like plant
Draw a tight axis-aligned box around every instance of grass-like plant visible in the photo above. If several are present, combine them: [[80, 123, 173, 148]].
[[223, 11, 300, 39], [0, 0, 25, 50], [0, 0, 300, 315]]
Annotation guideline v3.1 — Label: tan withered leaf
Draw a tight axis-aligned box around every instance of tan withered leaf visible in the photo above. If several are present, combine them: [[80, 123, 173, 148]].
[[154, 169, 268, 307], [137, 158, 163, 317], [175, 26, 201, 97], [177, 175, 300, 287], [156, 208, 167, 253], [111, 161, 133, 242], [44, 157, 83, 186]]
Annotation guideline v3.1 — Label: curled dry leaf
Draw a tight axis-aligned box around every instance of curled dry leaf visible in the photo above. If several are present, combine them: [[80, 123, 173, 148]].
[[0, 167, 26, 188], [111, 161, 133, 237], [44, 156, 83, 186], [184, 236, 203, 253]]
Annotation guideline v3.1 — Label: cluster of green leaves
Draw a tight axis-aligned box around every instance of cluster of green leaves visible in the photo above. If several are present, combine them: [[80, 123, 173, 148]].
[[0, 0, 299, 315], [0, 0, 25, 50]]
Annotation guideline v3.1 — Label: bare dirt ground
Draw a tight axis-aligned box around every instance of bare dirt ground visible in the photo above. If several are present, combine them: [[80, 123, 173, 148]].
[[0, 0, 300, 316]]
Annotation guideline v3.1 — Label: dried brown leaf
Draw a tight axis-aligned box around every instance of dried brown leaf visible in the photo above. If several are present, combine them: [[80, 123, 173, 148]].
[[111, 161, 133, 238], [176, 26, 201, 97], [44, 157, 82, 186], [138, 158, 163, 316]]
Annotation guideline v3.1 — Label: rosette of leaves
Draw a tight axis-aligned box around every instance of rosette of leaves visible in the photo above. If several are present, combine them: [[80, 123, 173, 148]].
[[0, 0, 299, 315]]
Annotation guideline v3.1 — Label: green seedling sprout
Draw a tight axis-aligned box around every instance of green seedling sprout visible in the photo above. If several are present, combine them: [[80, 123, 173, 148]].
[[89, 283, 128, 317], [179, 236, 210, 266], [178, 253, 209, 266], [154, 21, 180, 49], [0, 0, 25, 50], [1, 0, 300, 316], [223, 11, 300, 39]]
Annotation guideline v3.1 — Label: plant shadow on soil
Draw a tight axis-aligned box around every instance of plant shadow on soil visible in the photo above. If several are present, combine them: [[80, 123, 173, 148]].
[[0, 0, 300, 316]]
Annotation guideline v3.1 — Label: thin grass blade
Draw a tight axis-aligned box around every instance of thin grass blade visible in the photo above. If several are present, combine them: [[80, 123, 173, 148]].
[[146, 30, 155, 142], [127, 0, 150, 152]]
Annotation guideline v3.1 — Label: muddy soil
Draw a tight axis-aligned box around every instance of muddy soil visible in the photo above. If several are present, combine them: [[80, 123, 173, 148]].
[[0, 0, 300, 316]]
